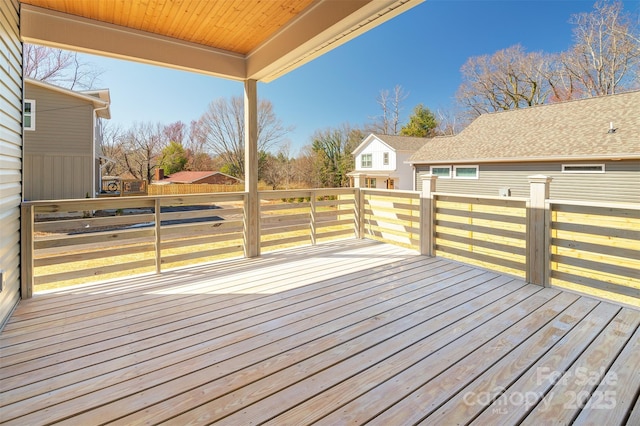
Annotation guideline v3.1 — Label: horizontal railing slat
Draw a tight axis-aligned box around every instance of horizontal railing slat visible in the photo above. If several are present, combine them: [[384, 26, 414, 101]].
[[34, 244, 155, 267], [436, 219, 525, 241], [436, 232, 526, 256], [435, 207, 526, 225], [552, 238, 639, 262], [436, 244, 526, 273], [33, 258, 156, 285], [551, 270, 640, 298], [553, 222, 640, 240]]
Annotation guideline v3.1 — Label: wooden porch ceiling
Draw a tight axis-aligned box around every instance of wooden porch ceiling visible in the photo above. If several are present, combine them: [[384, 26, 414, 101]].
[[1, 240, 639, 424], [20, 0, 424, 82]]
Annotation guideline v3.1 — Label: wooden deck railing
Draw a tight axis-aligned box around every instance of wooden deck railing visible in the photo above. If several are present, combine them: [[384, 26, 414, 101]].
[[259, 188, 358, 252], [548, 199, 640, 307], [21, 192, 247, 297], [20, 182, 639, 306], [432, 193, 528, 279], [361, 189, 421, 251]]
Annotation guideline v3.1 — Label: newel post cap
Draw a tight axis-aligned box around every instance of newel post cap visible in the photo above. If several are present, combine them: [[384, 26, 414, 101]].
[[528, 174, 553, 184]]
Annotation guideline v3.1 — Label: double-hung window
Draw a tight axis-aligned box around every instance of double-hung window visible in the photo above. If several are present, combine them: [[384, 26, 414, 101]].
[[361, 153, 372, 168], [24, 99, 35, 131]]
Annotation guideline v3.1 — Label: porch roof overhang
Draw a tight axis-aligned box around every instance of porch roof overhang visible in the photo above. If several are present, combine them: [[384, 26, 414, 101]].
[[20, 0, 424, 83]]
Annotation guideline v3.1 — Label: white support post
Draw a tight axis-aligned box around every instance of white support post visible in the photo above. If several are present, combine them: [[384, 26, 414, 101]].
[[420, 174, 437, 257], [244, 79, 260, 258], [527, 175, 552, 286], [353, 174, 362, 188]]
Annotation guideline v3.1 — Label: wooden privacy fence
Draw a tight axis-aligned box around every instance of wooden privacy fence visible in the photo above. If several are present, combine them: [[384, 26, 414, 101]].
[[148, 183, 246, 195]]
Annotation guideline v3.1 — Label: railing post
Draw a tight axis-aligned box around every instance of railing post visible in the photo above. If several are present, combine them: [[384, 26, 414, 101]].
[[154, 198, 162, 274], [420, 174, 437, 256], [355, 188, 364, 239], [310, 191, 317, 245], [527, 175, 552, 286], [20, 204, 34, 299]]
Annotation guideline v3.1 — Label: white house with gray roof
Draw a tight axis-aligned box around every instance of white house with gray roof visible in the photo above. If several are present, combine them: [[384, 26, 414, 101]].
[[349, 133, 427, 190], [409, 91, 640, 203]]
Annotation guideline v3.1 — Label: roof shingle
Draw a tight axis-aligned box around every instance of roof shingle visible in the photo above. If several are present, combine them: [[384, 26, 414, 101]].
[[409, 91, 640, 164]]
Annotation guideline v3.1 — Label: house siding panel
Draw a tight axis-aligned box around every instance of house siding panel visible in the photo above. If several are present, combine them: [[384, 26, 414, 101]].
[[23, 83, 95, 200], [354, 138, 396, 172], [23, 84, 94, 154], [23, 154, 93, 201], [0, 0, 22, 328], [416, 161, 640, 203]]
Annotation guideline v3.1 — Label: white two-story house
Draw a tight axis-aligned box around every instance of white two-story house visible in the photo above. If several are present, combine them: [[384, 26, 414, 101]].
[[348, 133, 427, 190]]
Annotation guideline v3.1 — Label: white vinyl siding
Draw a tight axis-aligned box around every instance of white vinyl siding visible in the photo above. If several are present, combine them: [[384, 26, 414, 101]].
[[355, 138, 396, 171], [0, 0, 22, 328]]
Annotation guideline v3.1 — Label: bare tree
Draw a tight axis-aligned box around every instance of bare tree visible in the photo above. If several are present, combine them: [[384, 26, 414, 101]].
[[434, 108, 468, 136], [369, 85, 408, 135], [197, 96, 292, 179], [121, 122, 166, 182], [560, 0, 640, 96], [23, 44, 103, 89], [456, 45, 556, 119], [99, 121, 125, 177]]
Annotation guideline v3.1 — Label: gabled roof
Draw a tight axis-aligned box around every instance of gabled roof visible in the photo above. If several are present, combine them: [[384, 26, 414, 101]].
[[353, 133, 428, 155], [25, 78, 111, 119], [162, 171, 242, 184], [409, 90, 640, 164]]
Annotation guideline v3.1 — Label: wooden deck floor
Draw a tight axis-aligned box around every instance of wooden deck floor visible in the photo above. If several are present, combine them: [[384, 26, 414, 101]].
[[1, 239, 639, 425]]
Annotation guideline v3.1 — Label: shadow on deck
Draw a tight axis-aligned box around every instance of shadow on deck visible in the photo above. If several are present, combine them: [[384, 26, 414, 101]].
[[1, 239, 639, 424]]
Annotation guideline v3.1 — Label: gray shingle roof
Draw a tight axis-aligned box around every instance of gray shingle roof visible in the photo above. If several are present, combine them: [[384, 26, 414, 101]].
[[372, 134, 429, 152], [409, 91, 640, 164]]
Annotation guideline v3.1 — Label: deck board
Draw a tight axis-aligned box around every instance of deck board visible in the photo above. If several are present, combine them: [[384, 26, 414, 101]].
[[1, 239, 638, 425]]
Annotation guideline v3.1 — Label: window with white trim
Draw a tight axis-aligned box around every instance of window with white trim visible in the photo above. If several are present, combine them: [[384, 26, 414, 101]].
[[361, 153, 372, 168], [562, 164, 605, 173], [24, 99, 35, 131], [454, 165, 479, 179], [365, 178, 376, 188], [383, 152, 389, 165], [430, 166, 451, 178]]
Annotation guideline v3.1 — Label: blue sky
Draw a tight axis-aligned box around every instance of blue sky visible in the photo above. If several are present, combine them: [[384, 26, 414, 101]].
[[83, 0, 640, 154]]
